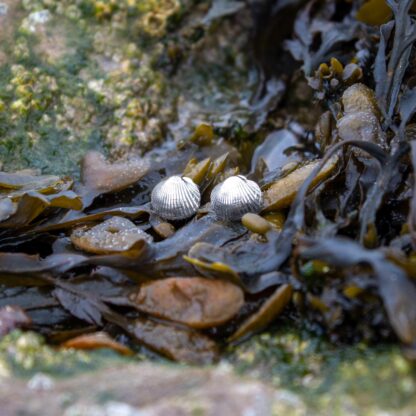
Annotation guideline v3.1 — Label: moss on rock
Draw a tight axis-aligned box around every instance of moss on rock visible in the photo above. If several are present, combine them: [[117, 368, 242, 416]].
[[0, 0, 252, 176], [0, 331, 131, 378], [227, 327, 416, 414]]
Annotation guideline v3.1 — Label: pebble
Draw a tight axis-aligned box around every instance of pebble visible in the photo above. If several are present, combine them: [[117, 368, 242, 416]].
[[27, 372, 54, 391], [0, 3, 8, 16]]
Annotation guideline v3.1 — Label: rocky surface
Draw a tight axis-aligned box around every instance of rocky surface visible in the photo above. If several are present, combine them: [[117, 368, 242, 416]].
[[0, 363, 285, 416], [0, 330, 415, 415], [0, 0, 256, 176]]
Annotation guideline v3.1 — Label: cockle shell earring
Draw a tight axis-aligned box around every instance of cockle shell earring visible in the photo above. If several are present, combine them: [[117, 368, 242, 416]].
[[210, 175, 263, 221], [151, 176, 201, 221]]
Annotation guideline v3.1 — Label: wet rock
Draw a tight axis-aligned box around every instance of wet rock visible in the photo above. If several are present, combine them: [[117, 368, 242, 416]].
[[0, 0, 258, 175]]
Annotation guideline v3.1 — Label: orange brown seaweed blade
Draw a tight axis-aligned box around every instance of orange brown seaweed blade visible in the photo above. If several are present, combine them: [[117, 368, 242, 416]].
[[262, 158, 338, 212], [70, 216, 153, 255], [228, 284, 293, 343], [81, 151, 150, 193], [127, 277, 244, 329], [62, 331, 134, 356], [0, 171, 61, 191], [53, 281, 219, 365]]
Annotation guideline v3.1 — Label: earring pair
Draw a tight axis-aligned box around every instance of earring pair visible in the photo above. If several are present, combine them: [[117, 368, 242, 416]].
[[151, 174, 263, 221]]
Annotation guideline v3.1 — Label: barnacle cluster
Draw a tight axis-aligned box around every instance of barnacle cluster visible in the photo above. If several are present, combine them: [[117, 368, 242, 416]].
[[0, 0, 251, 175], [138, 0, 181, 38], [0, 57, 101, 174], [9, 65, 57, 116]]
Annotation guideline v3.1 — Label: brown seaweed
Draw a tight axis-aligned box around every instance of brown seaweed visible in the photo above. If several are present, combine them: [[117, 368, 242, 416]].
[[125, 277, 244, 329], [229, 284, 293, 343], [61, 332, 134, 356], [0, 305, 32, 338], [1, 0, 416, 365], [52, 280, 219, 364]]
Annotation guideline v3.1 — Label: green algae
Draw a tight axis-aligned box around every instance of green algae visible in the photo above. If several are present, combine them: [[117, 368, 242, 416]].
[[0, 331, 132, 378], [227, 326, 416, 414], [0, 0, 252, 176], [0, 3, 106, 176], [2, 328, 415, 414]]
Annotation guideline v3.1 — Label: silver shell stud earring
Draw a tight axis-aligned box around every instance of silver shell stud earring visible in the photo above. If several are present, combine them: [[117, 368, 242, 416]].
[[211, 175, 263, 221], [151, 176, 201, 221]]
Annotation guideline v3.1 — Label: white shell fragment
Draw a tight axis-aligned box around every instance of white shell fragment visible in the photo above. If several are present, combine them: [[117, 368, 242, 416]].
[[151, 176, 201, 221], [211, 175, 263, 221]]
